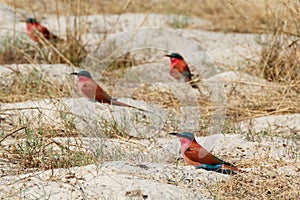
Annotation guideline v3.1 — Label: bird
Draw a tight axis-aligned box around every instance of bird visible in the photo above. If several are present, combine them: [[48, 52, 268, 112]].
[[70, 70, 150, 112], [25, 18, 63, 44], [165, 53, 201, 91], [165, 53, 192, 82], [169, 132, 239, 174]]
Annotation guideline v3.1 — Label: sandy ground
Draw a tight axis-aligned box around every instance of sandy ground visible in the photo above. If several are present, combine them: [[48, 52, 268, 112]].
[[0, 3, 299, 200]]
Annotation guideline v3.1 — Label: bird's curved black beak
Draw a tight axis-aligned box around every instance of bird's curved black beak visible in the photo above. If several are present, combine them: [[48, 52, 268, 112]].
[[169, 132, 180, 136], [164, 54, 171, 57], [70, 72, 78, 76]]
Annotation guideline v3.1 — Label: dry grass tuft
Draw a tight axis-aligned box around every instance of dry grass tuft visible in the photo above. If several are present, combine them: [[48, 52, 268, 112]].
[[102, 52, 139, 80], [31, 29, 88, 66], [250, 33, 300, 89], [225, 83, 299, 121], [59, 34, 87, 66], [0, 34, 87, 66], [0, 36, 34, 64], [197, 81, 300, 124], [246, 1, 300, 89], [210, 159, 300, 199], [5, 0, 293, 33], [232, 1, 300, 122], [243, 1, 300, 88], [132, 83, 181, 111], [0, 126, 94, 175], [0, 68, 73, 103]]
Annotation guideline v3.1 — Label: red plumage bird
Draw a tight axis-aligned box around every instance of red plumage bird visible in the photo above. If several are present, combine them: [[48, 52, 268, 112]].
[[25, 18, 63, 44], [165, 53, 201, 90], [170, 132, 239, 174], [165, 53, 192, 82], [71, 70, 149, 112]]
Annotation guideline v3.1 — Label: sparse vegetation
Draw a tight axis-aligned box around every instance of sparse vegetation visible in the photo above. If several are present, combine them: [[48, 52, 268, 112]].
[[0, 0, 299, 199], [168, 15, 190, 29], [0, 68, 73, 103], [0, 104, 94, 175], [0, 36, 33, 64], [0, 34, 87, 66], [13, 126, 93, 170], [4, 0, 296, 33]]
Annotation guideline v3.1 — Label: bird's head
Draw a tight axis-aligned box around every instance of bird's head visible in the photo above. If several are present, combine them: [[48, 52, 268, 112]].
[[165, 53, 184, 60], [169, 132, 195, 141], [70, 70, 92, 79], [25, 18, 38, 24], [169, 132, 195, 150], [165, 53, 184, 67]]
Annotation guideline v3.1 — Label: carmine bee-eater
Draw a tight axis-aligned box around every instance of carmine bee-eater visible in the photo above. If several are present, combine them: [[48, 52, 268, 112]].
[[165, 53, 200, 90], [165, 53, 192, 82], [25, 18, 63, 43], [71, 70, 149, 112], [170, 132, 239, 174]]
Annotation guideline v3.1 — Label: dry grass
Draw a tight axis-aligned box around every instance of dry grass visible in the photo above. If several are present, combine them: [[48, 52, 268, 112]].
[[102, 52, 141, 81], [199, 81, 300, 123], [212, 164, 300, 199], [0, 0, 88, 66], [0, 0, 299, 199], [132, 83, 181, 111], [0, 125, 94, 175], [0, 68, 73, 103], [244, 1, 300, 90], [31, 30, 88, 66], [0, 36, 33, 64], [250, 34, 300, 87], [4, 0, 297, 33], [209, 134, 300, 199], [0, 35, 86, 67]]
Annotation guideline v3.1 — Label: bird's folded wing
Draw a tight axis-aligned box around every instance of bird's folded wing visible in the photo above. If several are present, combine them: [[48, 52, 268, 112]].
[[181, 70, 192, 78], [185, 146, 225, 165], [81, 80, 111, 103]]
